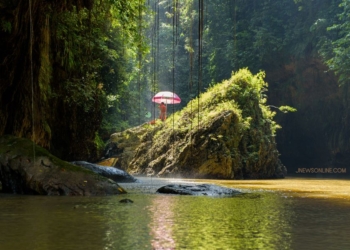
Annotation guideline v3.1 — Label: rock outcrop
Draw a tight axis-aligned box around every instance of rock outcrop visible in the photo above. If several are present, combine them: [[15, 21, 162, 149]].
[[0, 135, 126, 195], [157, 184, 241, 196], [108, 69, 287, 179], [71, 161, 138, 183]]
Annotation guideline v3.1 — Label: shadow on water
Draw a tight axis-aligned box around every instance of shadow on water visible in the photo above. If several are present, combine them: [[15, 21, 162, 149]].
[[1, 177, 350, 249]]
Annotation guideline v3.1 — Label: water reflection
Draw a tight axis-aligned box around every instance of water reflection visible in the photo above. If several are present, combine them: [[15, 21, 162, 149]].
[[142, 182, 294, 250], [1, 178, 350, 249], [0, 195, 108, 250], [149, 196, 176, 249]]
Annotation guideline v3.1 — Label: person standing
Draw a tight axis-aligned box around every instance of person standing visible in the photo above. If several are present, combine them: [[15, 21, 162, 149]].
[[159, 102, 167, 121]]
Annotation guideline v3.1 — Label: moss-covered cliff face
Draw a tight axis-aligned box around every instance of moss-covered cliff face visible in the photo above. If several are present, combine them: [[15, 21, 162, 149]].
[[267, 57, 350, 173], [110, 69, 286, 179]]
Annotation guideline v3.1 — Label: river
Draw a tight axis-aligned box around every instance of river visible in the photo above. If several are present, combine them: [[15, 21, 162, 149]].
[[1, 177, 350, 250]]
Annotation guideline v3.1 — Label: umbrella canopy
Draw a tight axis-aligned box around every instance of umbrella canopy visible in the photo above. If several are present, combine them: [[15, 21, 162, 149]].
[[152, 91, 181, 104]]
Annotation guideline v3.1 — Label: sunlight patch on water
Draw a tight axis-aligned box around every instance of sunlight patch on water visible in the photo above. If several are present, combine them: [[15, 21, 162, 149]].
[[145, 191, 294, 249], [191, 177, 350, 202]]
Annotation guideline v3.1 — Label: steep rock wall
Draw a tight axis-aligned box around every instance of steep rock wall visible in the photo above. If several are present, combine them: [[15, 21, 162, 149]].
[[267, 57, 350, 174]]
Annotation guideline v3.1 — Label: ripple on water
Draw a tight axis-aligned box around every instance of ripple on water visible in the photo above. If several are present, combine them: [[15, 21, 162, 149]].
[[1, 177, 350, 249]]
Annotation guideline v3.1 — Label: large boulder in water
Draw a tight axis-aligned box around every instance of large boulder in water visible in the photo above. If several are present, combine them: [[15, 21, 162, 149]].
[[157, 184, 242, 196], [0, 135, 126, 195], [108, 69, 287, 179], [71, 161, 138, 183]]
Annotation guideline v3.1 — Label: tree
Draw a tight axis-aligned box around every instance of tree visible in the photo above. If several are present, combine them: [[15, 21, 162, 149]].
[[320, 0, 350, 85], [0, 0, 147, 160]]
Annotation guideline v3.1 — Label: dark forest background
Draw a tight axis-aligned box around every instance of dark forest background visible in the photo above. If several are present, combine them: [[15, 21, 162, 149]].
[[1, 0, 350, 174]]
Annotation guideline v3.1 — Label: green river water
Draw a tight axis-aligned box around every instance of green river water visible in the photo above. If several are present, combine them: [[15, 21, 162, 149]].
[[1, 177, 350, 250]]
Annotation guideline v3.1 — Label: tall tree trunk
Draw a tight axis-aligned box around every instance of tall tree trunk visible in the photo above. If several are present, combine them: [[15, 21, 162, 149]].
[[0, 0, 51, 147], [0, 0, 99, 161]]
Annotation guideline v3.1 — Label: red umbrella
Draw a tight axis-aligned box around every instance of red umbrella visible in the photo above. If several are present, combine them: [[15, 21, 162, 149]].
[[152, 91, 181, 104]]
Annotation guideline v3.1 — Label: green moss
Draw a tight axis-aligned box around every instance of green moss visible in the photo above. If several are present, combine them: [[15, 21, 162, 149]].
[[94, 132, 105, 152], [159, 68, 278, 136], [114, 69, 287, 179], [0, 135, 93, 175]]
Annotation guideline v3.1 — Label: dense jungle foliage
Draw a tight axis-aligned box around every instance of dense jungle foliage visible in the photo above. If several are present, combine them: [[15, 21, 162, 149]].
[[1, 0, 350, 169], [0, 0, 148, 160]]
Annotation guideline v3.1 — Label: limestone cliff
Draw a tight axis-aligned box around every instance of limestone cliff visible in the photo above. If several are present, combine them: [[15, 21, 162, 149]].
[[109, 69, 286, 179], [267, 57, 350, 174]]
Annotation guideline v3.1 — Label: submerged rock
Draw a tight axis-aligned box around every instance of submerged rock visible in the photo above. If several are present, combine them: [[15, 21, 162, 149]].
[[119, 198, 134, 203], [0, 135, 127, 196], [71, 161, 138, 183], [157, 184, 241, 196]]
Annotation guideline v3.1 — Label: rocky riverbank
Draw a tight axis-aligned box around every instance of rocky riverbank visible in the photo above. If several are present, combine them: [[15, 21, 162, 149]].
[[0, 135, 127, 196]]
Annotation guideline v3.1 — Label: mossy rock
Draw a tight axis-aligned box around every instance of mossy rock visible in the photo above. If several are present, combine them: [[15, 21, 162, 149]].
[[0, 135, 126, 195], [109, 69, 287, 179]]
